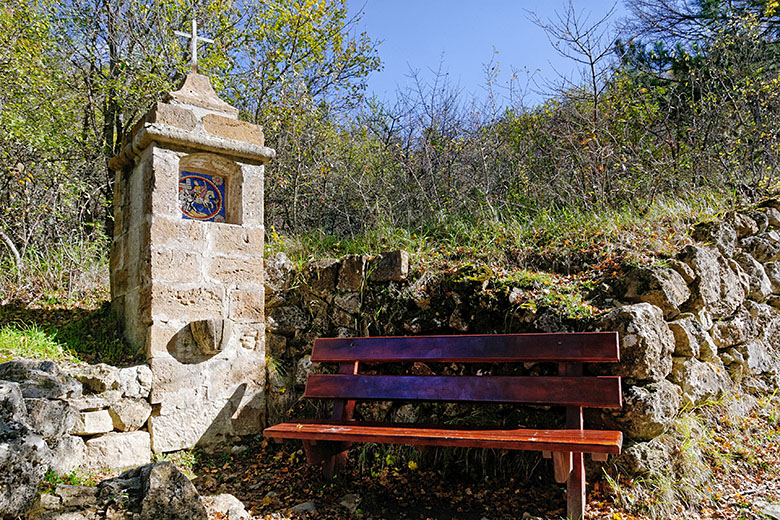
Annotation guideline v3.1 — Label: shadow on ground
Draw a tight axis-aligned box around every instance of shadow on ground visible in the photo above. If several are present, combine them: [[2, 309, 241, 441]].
[[194, 437, 578, 520], [0, 302, 142, 365]]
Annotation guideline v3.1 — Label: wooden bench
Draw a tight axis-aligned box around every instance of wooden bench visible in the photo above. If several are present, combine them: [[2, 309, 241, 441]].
[[263, 332, 623, 520]]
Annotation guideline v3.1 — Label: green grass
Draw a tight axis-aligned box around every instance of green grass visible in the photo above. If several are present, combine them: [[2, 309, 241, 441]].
[[0, 323, 79, 363], [42, 469, 101, 489], [0, 303, 142, 365], [265, 191, 735, 274]]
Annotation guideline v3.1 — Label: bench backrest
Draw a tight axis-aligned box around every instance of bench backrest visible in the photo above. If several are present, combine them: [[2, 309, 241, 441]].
[[304, 332, 622, 409]]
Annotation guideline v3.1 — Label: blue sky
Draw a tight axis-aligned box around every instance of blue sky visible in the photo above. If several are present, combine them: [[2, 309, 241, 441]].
[[346, 0, 627, 106]]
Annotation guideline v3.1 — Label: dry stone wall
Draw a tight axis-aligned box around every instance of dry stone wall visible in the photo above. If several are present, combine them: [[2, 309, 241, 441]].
[[264, 205, 780, 445]]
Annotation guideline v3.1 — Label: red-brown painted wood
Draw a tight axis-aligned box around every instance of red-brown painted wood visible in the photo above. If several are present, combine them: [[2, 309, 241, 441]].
[[304, 375, 623, 408], [569, 452, 586, 519], [263, 421, 623, 454], [553, 451, 572, 483], [312, 332, 619, 363], [322, 361, 359, 478], [561, 362, 586, 520]]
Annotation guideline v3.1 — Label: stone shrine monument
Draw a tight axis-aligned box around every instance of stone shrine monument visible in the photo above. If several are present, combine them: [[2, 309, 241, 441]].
[[108, 41, 274, 452]]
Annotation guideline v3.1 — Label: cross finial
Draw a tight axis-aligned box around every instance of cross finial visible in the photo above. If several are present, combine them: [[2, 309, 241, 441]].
[[175, 18, 214, 73]]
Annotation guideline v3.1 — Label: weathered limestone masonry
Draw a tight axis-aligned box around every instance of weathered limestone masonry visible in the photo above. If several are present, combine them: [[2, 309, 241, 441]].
[[108, 73, 274, 453]]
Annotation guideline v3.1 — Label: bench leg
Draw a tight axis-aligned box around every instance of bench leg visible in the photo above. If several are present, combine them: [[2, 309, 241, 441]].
[[567, 452, 585, 520], [302, 441, 350, 479], [322, 451, 348, 479], [553, 452, 572, 484]]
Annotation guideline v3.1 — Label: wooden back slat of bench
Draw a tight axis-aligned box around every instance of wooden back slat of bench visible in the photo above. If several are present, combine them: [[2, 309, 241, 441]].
[[304, 374, 622, 408], [311, 332, 619, 363]]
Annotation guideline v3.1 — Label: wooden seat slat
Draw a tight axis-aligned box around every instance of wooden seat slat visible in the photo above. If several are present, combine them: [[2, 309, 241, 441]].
[[264, 421, 623, 454], [311, 332, 620, 363], [304, 374, 623, 408]]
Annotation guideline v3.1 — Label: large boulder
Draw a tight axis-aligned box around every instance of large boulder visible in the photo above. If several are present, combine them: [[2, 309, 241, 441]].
[[763, 207, 780, 228], [98, 462, 207, 520], [49, 435, 86, 475], [603, 380, 682, 441], [338, 254, 367, 292], [0, 360, 81, 399], [302, 258, 340, 298], [109, 398, 152, 432], [368, 250, 410, 282], [599, 303, 676, 382], [267, 306, 309, 335], [294, 355, 314, 387], [264, 252, 296, 298], [764, 262, 780, 293], [678, 245, 747, 319], [620, 437, 673, 476], [117, 365, 153, 399], [623, 266, 690, 319], [84, 431, 151, 471], [711, 307, 757, 348], [691, 220, 737, 258], [727, 211, 759, 238], [27, 485, 98, 520], [203, 494, 251, 520], [0, 381, 52, 518], [744, 300, 780, 348], [23, 398, 78, 442], [70, 410, 114, 436], [720, 339, 777, 378], [63, 363, 120, 393], [740, 233, 780, 263]]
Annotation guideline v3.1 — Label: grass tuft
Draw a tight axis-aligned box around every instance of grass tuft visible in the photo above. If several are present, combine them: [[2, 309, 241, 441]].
[[0, 323, 79, 363]]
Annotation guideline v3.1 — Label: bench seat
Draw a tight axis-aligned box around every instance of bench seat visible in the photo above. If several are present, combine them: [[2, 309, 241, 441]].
[[265, 420, 623, 454]]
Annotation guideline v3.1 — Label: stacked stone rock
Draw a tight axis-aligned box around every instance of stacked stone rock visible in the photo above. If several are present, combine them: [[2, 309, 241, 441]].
[[28, 461, 251, 520], [0, 360, 152, 517], [264, 204, 780, 446], [264, 250, 409, 424], [0, 360, 153, 472]]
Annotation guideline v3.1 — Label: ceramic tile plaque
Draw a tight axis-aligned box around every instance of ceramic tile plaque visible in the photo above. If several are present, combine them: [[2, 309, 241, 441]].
[[178, 171, 226, 222]]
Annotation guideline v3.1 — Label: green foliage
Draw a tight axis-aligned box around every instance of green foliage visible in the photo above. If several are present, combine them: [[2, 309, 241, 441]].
[[0, 0, 381, 272], [0, 323, 78, 363], [43, 468, 100, 489], [223, 0, 381, 117], [0, 1, 89, 266]]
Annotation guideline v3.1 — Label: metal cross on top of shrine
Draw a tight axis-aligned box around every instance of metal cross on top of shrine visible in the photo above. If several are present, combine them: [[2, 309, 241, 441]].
[[175, 18, 213, 73]]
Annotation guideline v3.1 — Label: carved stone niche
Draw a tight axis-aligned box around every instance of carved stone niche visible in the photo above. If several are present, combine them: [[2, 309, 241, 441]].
[[178, 153, 242, 225], [190, 319, 233, 355]]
